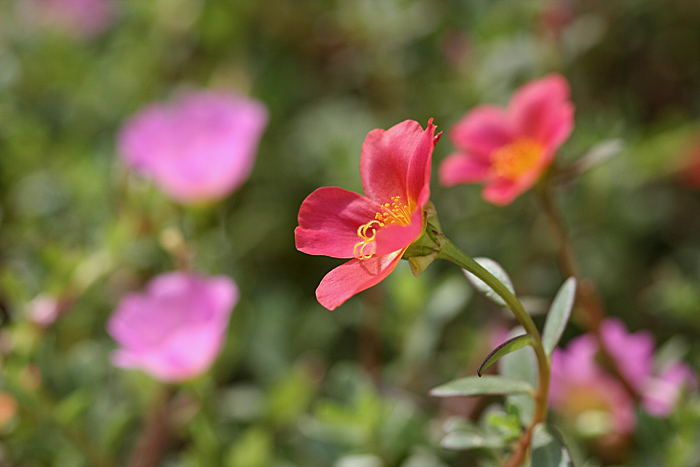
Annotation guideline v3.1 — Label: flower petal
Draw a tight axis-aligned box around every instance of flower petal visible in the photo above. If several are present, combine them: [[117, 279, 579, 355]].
[[482, 178, 528, 206], [118, 91, 268, 204], [406, 119, 438, 207], [374, 208, 424, 256], [642, 363, 697, 417], [599, 318, 654, 392], [316, 251, 404, 310], [107, 272, 237, 382], [438, 152, 491, 186], [510, 74, 574, 149], [449, 106, 516, 160], [295, 187, 382, 258], [360, 120, 436, 207]]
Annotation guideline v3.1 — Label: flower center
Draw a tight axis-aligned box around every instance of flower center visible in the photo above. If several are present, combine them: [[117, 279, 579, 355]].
[[491, 138, 543, 180], [354, 196, 413, 260]]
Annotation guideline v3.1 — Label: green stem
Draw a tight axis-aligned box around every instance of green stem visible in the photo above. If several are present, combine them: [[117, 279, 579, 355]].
[[436, 238, 550, 463], [537, 179, 641, 401]]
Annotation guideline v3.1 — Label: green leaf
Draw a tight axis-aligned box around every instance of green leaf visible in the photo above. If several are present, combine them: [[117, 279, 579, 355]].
[[430, 375, 534, 398], [478, 334, 533, 376], [558, 139, 624, 180], [464, 257, 515, 307], [531, 424, 574, 467], [500, 328, 538, 425], [440, 431, 506, 450], [485, 411, 522, 441], [542, 278, 577, 356]]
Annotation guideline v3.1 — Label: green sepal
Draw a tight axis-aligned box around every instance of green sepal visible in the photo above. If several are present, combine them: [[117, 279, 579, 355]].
[[402, 201, 445, 277]]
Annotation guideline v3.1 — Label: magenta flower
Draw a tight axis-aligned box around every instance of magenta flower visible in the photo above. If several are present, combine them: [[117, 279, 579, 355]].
[[643, 363, 697, 417], [107, 272, 238, 382], [19, 0, 116, 38], [598, 318, 697, 417], [439, 74, 574, 205], [295, 120, 439, 310], [550, 333, 637, 434], [118, 91, 268, 204], [550, 318, 696, 434]]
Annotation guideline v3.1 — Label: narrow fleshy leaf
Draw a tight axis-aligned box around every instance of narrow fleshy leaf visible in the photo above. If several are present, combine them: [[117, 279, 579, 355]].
[[430, 375, 534, 398], [559, 138, 624, 180], [531, 424, 574, 467], [542, 278, 577, 356], [463, 257, 515, 307], [441, 431, 506, 450], [478, 334, 533, 376], [500, 327, 538, 425]]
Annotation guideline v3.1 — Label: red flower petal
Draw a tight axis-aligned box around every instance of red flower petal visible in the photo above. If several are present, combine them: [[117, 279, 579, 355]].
[[510, 74, 574, 149], [360, 120, 436, 207], [482, 178, 524, 206], [374, 208, 424, 257], [295, 187, 382, 259], [448, 106, 516, 160], [315, 251, 404, 310], [439, 152, 491, 187]]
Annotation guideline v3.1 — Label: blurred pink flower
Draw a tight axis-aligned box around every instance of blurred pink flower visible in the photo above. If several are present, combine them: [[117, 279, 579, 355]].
[[119, 91, 268, 204], [643, 363, 697, 417], [28, 295, 65, 327], [550, 333, 637, 434], [550, 318, 696, 435], [439, 74, 574, 205], [295, 120, 439, 310], [18, 0, 116, 38], [107, 272, 238, 382]]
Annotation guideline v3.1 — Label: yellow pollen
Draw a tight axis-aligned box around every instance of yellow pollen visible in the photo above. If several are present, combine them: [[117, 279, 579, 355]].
[[491, 139, 543, 180], [353, 196, 413, 260]]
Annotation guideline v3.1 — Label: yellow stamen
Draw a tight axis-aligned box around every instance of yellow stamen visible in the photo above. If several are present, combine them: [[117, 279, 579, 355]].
[[491, 138, 543, 180], [353, 196, 413, 260], [353, 219, 383, 259]]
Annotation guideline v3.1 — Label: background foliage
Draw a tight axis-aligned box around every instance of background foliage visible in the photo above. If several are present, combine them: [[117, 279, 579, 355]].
[[1, 0, 700, 466]]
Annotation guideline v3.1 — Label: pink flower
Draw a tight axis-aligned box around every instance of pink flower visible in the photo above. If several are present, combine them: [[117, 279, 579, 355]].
[[295, 120, 439, 310], [118, 91, 268, 204], [107, 272, 238, 382], [599, 318, 655, 392], [550, 318, 697, 434], [550, 333, 637, 434], [18, 0, 116, 38], [439, 74, 574, 205], [643, 363, 697, 417], [28, 295, 66, 327]]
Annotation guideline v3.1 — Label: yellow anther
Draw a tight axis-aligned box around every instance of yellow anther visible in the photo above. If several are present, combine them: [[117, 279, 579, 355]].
[[353, 196, 416, 260], [375, 196, 413, 226]]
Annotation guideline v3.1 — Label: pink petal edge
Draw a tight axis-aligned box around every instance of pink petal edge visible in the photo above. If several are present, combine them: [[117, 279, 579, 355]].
[[295, 187, 382, 259], [438, 153, 491, 186], [315, 251, 404, 310], [360, 120, 430, 205]]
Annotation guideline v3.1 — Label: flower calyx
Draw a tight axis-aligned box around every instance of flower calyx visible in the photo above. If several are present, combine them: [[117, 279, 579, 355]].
[[401, 201, 446, 277]]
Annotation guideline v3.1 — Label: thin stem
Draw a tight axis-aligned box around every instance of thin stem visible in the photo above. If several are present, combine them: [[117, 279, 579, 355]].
[[537, 180, 641, 401], [126, 384, 174, 467], [437, 238, 550, 465], [538, 179, 603, 330]]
